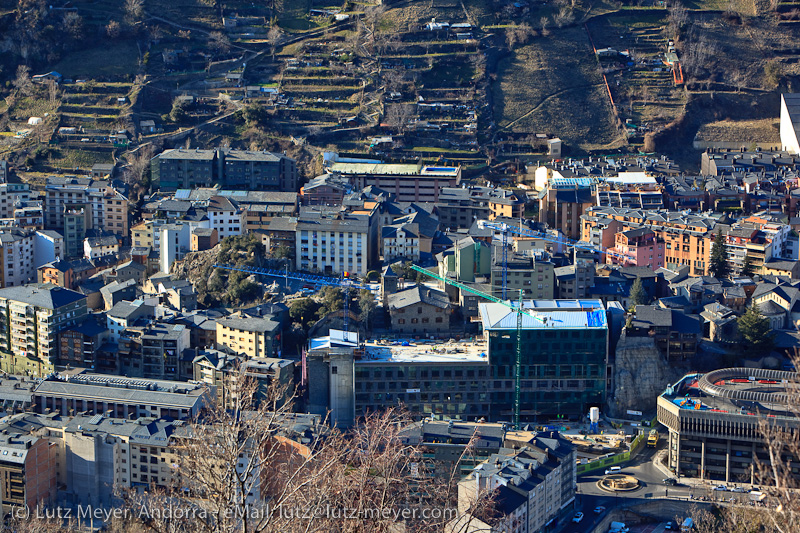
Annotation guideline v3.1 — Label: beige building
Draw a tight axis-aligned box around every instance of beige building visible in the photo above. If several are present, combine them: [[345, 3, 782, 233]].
[[0, 284, 87, 376], [216, 311, 281, 358]]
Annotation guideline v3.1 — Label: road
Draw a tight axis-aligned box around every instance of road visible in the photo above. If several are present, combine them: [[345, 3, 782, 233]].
[[562, 442, 757, 533]]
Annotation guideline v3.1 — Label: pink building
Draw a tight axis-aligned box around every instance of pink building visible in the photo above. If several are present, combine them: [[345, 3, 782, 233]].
[[606, 228, 665, 270]]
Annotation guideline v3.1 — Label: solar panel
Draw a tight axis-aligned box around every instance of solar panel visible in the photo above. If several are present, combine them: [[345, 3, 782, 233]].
[[88, 414, 103, 425], [174, 189, 191, 199]]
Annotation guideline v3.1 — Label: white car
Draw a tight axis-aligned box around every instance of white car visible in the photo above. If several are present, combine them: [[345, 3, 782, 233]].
[[714, 485, 728, 491], [731, 487, 745, 493], [605, 466, 621, 475], [594, 506, 606, 514], [572, 512, 584, 523]]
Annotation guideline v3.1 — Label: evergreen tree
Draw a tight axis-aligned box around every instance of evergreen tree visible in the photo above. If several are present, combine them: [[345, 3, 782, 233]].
[[740, 254, 754, 277], [709, 230, 729, 279], [737, 302, 775, 355], [629, 277, 649, 307]]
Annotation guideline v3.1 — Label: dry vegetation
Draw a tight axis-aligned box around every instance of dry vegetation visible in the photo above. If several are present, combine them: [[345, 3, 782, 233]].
[[494, 26, 622, 150]]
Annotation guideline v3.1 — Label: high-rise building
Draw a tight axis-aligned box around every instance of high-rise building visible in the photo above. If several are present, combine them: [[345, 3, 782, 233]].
[[44, 177, 128, 237], [295, 207, 378, 276], [0, 284, 87, 376]]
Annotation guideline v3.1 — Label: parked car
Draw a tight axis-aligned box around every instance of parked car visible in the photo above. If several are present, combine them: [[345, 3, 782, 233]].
[[714, 485, 728, 491], [605, 466, 621, 475], [731, 487, 745, 493], [572, 512, 584, 523], [665, 522, 674, 530], [663, 478, 678, 486], [594, 506, 606, 514]]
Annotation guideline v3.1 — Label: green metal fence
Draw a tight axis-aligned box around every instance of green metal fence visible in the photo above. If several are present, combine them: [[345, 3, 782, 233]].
[[576, 433, 647, 475]]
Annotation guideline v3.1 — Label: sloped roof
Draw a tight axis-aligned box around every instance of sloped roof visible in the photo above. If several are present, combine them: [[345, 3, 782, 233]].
[[387, 285, 450, 310]]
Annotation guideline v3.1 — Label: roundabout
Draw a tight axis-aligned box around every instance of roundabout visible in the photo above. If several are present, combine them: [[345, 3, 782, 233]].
[[597, 474, 640, 492]]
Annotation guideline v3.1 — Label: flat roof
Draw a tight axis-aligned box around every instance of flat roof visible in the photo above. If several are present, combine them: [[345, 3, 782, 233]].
[[479, 301, 607, 330], [359, 339, 489, 364]]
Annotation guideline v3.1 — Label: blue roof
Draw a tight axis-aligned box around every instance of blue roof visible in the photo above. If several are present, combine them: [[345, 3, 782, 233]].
[[479, 301, 607, 330]]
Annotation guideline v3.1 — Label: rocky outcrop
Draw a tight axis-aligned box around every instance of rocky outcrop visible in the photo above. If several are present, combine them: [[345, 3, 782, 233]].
[[608, 331, 684, 418]]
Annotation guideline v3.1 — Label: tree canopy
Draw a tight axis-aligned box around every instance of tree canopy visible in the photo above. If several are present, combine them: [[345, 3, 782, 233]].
[[709, 230, 729, 279], [737, 302, 775, 356]]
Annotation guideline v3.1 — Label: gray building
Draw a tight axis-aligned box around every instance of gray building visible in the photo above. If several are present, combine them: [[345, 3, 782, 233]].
[[491, 251, 555, 300], [32, 371, 211, 420], [152, 148, 298, 191], [387, 285, 451, 337]]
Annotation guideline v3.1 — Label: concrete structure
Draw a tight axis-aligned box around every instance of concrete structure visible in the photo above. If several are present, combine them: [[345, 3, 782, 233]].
[[438, 237, 492, 284], [207, 196, 244, 239], [0, 431, 57, 515], [0, 183, 31, 219], [658, 369, 800, 484], [537, 171, 594, 241], [0, 284, 87, 376], [190, 227, 218, 252], [83, 234, 119, 260], [37, 259, 74, 289], [106, 300, 154, 342], [382, 222, 421, 262], [33, 230, 63, 269], [160, 223, 192, 274], [628, 305, 701, 361]]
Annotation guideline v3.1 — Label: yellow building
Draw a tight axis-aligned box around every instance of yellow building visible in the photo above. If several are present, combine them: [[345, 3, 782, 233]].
[[216, 311, 281, 358], [131, 221, 154, 249]]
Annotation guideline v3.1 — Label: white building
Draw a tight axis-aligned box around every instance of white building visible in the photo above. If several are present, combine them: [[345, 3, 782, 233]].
[[780, 93, 800, 155], [0, 229, 35, 288], [160, 223, 192, 274], [83, 234, 119, 260], [33, 230, 64, 268], [295, 208, 377, 276], [381, 222, 420, 262], [0, 183, 31, 218], [207, 195, 244, 239]]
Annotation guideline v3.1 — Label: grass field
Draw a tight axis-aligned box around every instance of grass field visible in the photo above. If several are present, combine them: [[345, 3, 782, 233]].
[[494, 27, 622, 151], [51, 41, 139, 78]]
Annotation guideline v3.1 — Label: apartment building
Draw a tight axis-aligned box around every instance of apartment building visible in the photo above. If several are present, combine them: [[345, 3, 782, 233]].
[[435, 187, 524, 230], [44, 177, 128, 237], [32, 372, 210, 420], [450, 434, 576, 533], [582, 206, 718, 276], [538, 178, 594, 241], [490, 251, 555, 300], [0, 432, 57, 515], [207, 195, 244, 239], [605, 227, 665, 270], [152, 148, 298, 191], [0, 229, 35, 288], [0, 183, 32, 218], [327, 160, 461, 202], [216, 311, 281, 359], [596, 173, 663, 210], [295, 207, 378, 276], [192, 348, 294, 408], [0, 284, 87, 376]]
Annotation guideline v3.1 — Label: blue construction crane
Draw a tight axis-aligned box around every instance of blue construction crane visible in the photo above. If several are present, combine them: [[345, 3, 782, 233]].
[[479, 220, 631, 298], [212, 264, 374, 333]]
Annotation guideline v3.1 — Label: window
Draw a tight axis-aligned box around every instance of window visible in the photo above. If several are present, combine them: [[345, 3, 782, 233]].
[[331, 366, 338, 375], [398, 319, 405, 324]]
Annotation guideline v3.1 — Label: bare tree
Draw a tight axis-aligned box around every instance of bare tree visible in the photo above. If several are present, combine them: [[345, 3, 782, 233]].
[[554, 7, 575, 28], [668, 1, 689, 35], [124, 0, 144, 25], [13, 65, 33, 96], [209, 31, 232, 55], [385, 103, 415, 134], [540, 16, 551, 37], [106, 20, 122, 39], [267, 25, 284, 61]]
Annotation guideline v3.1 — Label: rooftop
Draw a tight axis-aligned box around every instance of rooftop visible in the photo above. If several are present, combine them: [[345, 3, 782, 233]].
[[479, 299, 607, 330], [0, 283, 85, 309], [359, 338, 489, 364]]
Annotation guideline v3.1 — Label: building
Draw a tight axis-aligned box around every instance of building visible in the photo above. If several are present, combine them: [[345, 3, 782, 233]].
[[33, 371, 211, 420], [38, 259, 74, 289], [301, 173, 351, 206], [438, 237, 492, 284], [0, 431, 57, 515], [83, 234, 119, 260], [479, 300, 608, 421], [160, 223, 192, 274], [57, 317, 110, 370], [0, 229, 35, 288], [490, 251, 555, 300], [382, 222, 421, 262], [781, 93, 800, 155], [44, 177, 128, 237], [450, 433, 576, 533], [62, 205, 88, 258], [106, 300, 154, 342], [253, 217, 296, 258], [137, 323, 191, 381], [537, 174, 594, 241], [152, 148, 298, 191], [192, 348, 294, 408], [0, 183, 32, 219], [207, 196, 244, 239], [596, 173, 663, 210], [658, 369, 800, 484], [190, 227, 218, 252], [327, 159, 461, 202], [606, 227, 665, 270], [387, 285, 451, 336], [628, 305, 701, 360], [554, 259, 595, 300], [295, 207, 378, 276], [216, 311, 281, 358], [0, 284, 88, 376]]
